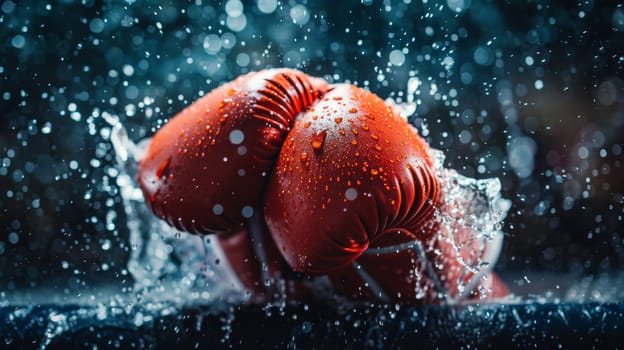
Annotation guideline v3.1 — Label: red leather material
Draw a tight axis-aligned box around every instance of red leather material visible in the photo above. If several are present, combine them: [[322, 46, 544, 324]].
[[137, 69, 328, 235], [264, 84, 439, 274]]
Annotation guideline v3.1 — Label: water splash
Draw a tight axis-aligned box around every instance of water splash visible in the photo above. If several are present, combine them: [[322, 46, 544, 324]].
[[429, 148, 511, 301], [103, 114, 245, 306]]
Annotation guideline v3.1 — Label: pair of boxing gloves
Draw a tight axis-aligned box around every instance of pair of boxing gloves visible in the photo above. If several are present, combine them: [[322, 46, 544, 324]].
[[137, 69, 508, 303]]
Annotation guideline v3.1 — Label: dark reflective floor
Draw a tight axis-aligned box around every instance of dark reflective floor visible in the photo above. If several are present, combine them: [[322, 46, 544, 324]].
[[2, 302, 623, 349]]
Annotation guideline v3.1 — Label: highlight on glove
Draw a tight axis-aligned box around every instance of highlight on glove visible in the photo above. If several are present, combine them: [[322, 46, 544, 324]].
[[136, 68, 511, 304]]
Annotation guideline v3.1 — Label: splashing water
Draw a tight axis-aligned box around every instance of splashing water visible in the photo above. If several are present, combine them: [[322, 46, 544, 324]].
[[103, 112, 246, 306], [429, 147, 510, 300]]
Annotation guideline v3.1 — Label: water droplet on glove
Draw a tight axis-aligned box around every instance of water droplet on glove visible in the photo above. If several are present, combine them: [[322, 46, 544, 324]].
[[311, 130, 327, 151]]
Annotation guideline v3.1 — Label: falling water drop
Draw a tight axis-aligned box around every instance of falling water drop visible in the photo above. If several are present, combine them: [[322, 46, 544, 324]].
[[229, 129, 245, 145], [345, 187, 358, 201]]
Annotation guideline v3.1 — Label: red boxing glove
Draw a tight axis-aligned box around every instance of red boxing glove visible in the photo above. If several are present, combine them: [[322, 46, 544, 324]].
[[138, 69, 327, 234], [137, 69, 508, 303], [265, 84, 506, 302], [264, 84, 439, 272]]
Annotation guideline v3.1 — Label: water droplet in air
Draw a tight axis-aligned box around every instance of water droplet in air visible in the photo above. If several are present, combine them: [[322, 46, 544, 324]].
[[334, 117, 343, 123], [213, 204, 224, 215], [241, 206, 254, 218], [345, 188, 358, 201], [300, 152, 308, 161], [229, 129, 245, 144]]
